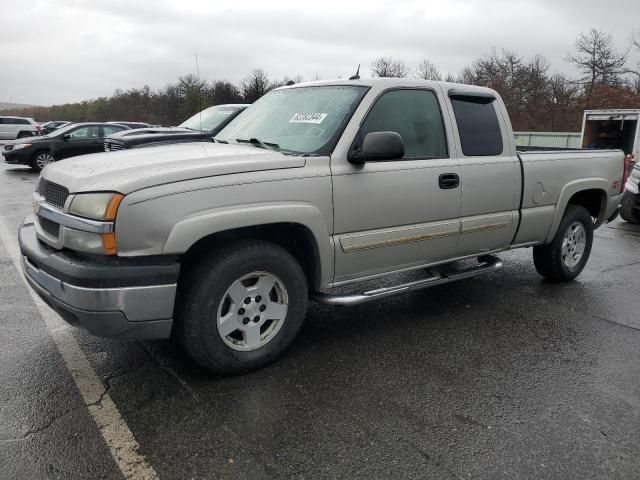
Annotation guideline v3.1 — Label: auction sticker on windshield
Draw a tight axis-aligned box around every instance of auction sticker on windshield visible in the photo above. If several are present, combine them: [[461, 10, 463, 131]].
[[289, 113, 328, 124]]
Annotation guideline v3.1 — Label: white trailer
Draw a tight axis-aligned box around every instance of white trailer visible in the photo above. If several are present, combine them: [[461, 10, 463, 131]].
[[580, 109, 640, 158]]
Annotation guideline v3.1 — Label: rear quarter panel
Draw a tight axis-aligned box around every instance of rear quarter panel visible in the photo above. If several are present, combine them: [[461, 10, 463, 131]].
[[514, 150, 623, 245]]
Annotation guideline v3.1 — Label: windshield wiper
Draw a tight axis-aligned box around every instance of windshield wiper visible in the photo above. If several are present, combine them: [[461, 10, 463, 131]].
[[236, 138, 280, 151]]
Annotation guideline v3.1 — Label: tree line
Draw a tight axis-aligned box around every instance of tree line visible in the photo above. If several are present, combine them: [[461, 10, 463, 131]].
[[4, 28, 640, 132]]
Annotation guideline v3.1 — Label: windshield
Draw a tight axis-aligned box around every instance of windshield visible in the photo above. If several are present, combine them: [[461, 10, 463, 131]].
[[215, 85, 368, 155], [46, 123, 77, 137], [180, 106, 241, 131]]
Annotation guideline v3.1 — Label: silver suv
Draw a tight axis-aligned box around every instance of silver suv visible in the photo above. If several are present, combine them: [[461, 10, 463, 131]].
[[0, 116, 39, 140]]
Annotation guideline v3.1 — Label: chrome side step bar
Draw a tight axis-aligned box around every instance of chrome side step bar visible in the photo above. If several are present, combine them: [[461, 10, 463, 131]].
[[312, 255, 503, 306]]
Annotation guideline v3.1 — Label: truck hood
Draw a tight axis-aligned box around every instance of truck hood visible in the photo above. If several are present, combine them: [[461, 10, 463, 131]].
[[41, 143, 306, 194]]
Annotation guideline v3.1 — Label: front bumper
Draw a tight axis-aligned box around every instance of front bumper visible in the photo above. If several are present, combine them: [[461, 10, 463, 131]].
[[2, 147, 32, 165], [19, 219, 180, 339]]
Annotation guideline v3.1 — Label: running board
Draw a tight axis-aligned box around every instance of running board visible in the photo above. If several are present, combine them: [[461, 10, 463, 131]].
[[312, 255, 503, 306]]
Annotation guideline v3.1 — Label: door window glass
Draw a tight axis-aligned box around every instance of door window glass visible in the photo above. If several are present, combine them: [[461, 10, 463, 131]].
[[450, 98, 503, 156], [360, 89, 448, 159], [69, 126, 100, 139]]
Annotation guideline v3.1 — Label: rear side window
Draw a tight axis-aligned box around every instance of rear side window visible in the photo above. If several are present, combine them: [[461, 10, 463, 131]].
[[360, 89, 448, 159], [102, 125, 126, 135], [1, 118, 29, 125], [450, 98, 503, 156]]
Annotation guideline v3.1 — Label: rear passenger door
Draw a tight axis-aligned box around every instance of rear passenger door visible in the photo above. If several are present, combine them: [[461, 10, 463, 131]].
[[331, 87, 462, 284], [444, 89, 520, 256]]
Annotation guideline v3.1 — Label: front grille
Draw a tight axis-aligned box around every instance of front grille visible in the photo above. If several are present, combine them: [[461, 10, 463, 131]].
[[39, 179, 69, 209], [38, 216, 60, 238], [110, 142, 124, 151]]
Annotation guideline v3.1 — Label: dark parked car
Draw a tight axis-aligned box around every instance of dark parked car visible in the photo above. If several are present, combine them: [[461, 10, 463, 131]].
[[103, 104, 248, 151], [2, 122, 129, 171], [38, 121, 71, 136]]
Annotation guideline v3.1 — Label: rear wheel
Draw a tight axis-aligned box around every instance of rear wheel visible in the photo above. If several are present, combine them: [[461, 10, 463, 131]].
[[175, 240, 308, 375], [30, 151, 55, 172], [620, 191, 640, 224], [533, 204, 593, 282]]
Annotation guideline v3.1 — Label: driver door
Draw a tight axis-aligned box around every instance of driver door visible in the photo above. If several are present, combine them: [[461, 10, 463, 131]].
[[58, 125, 102, 158], [331, 87, 462, 284]]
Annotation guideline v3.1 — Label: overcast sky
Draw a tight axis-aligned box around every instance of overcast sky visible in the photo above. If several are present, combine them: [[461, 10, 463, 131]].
[[1, 0, 639, 105]]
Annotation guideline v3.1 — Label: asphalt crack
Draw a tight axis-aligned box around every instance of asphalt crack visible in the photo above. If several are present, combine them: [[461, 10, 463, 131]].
[[600, 260, 640, 274], [88, 360, 153, 409], [0, 406, 82, 444], [137, 341, 202, 404]]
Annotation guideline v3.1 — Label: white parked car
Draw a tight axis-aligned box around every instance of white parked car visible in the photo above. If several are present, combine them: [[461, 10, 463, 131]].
[[0, 116, 39, 140]]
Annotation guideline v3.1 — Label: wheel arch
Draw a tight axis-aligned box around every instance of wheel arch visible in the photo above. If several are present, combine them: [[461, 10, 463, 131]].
[[545, 179, 609, 243], [165, 203, 333, 290]]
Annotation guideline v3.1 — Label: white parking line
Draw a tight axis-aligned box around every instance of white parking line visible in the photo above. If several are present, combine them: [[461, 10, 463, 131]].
[[0, 215, 158, 480]]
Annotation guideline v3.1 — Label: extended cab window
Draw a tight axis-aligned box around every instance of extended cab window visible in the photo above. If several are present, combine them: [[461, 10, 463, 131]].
[[450, 97, 503, 156], [360, 89, 448, 159]]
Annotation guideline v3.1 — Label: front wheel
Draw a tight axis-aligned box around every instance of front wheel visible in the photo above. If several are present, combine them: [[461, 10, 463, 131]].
[[175, 240, 308, 375], [533, 205, 594, 282], [30, 151, 56, 171]]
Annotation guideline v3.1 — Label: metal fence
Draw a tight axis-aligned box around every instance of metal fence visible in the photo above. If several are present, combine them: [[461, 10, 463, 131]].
[[514, 132, 581, 149]]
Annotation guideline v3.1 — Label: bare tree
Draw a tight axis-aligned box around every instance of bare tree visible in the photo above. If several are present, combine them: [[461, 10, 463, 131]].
[[414, 60, 442, 81], [444, 73, 458, 83], [241, 68, 271, 103], [548, 73, 581, 130], [370, 57, 409, 78], [566, 28, 627, 95], [210, 80, 243, 105], [627, 30, 640, 93]]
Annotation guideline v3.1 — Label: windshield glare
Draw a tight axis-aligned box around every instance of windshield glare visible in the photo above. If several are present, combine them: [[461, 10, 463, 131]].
[[215, 86, 368, 155], [180, 106, 240, 131], [47, 123, 77, 137]]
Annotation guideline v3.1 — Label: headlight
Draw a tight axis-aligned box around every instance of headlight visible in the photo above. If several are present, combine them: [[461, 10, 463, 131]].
[[68, 192, 124, 220], [12, 143, 32, 150]]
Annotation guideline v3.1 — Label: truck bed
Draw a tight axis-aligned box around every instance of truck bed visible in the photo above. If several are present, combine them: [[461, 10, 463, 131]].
[[513, 148, 623, 246]]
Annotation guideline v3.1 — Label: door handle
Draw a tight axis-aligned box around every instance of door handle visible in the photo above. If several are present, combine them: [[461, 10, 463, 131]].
[[438, 173, 459, 189]]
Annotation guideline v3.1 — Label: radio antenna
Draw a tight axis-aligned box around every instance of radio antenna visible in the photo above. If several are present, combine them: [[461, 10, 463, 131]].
[[195, 53, 203, 131], [349, 64, 360, 80]]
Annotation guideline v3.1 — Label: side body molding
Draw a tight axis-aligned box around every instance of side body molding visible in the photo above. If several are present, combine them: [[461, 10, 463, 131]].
[[544, 178, 609, 243], [162, 202, 333, 287]]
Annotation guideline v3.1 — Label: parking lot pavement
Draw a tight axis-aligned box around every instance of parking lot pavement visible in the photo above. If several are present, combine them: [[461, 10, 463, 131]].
[[1, 161, 639, 480]]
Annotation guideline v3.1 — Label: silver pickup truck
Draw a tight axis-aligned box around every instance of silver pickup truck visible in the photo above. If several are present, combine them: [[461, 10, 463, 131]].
[[19, 78, 624, 374]]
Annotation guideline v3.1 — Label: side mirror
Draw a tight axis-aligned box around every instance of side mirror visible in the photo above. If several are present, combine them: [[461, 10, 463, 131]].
[[63, 133, 72, 141], [349, 131, 404, 164]]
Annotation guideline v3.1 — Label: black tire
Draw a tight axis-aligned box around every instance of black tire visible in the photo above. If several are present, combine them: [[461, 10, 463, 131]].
[[17, 131, 32, 139], [175, 240, 308, 375], [620, 191, 640, 224], [533, 205, 594, 282], [30, 150, 55, 172]]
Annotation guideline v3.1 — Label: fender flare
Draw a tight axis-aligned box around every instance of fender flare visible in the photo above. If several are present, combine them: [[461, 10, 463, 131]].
[[162, 201, 333, 286], [544, 178, 609, 243]]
